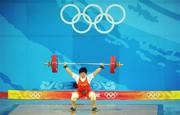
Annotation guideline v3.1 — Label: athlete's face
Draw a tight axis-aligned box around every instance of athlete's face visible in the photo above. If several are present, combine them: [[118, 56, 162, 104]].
[[80, 72, 87, 79]]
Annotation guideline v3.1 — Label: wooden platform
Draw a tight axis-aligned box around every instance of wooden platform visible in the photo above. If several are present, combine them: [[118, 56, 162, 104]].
[[9, 104, 159, 115]]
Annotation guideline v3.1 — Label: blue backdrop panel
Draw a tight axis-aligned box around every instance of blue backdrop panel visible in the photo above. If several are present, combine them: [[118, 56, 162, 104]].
[[0, 0, 180, 91]]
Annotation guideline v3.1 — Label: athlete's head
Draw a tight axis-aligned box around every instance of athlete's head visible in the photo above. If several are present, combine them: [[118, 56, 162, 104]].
[[79, 67, 87, 78]]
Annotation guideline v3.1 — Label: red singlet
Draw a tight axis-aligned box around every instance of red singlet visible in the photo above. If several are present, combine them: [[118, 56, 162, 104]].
[[77, 77, 92, 98]]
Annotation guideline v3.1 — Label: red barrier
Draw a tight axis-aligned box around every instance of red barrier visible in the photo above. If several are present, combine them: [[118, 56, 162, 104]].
[[8, 90, 180, 100], [0, 92, 8, 98]]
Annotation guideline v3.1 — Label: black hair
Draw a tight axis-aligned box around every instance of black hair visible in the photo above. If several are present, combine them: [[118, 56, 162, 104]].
[[79, 67, 87, 74]]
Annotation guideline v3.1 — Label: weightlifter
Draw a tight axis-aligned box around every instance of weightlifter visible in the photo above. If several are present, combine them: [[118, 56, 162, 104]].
[[63, 63, 104, 112]]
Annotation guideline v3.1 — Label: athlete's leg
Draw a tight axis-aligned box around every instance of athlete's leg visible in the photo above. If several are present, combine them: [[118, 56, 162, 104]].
[[89, 91, 97, 109], [70, 92, 79, 111]]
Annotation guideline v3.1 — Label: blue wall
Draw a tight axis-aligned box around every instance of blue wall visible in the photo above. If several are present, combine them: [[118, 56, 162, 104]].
[[0, 0, 180, 91]]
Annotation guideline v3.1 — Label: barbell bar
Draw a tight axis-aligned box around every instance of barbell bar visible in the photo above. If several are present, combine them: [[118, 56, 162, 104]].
[[45, 55, 123, 73]]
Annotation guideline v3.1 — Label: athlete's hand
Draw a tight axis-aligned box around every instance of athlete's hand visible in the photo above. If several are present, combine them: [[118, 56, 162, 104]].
[[100, 63, 104, 68], [64, 62, 68, 68], [64, 62, 67, 66]]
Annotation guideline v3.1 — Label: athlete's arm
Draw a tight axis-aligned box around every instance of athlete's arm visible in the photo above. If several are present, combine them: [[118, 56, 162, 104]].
[[93, 63, 104, 77], [64, 63, 73, 77]]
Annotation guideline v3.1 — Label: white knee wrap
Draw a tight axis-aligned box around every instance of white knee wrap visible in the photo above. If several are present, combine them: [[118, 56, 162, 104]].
[[89, 92, 96, 101], [71, 92, 79, 101]]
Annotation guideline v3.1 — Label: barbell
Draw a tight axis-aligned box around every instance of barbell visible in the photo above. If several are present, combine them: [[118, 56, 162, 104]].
[[45, 55, 123, 73]]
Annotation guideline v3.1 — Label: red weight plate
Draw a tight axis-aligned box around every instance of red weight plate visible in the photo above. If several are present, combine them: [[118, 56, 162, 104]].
[[110, 56, 116, 73], [51, 55, 58, 73]]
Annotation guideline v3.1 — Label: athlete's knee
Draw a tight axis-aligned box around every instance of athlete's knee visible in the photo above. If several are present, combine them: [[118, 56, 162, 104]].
[[71, 92, 79, 101], [89, 91, 96, 101]]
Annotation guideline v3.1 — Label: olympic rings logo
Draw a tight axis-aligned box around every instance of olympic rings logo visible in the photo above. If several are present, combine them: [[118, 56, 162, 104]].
[[104, 92, 118, 99], [60, 4, 126, 34], [146, 92, 160, 99], [30, 92, 41, 99]]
